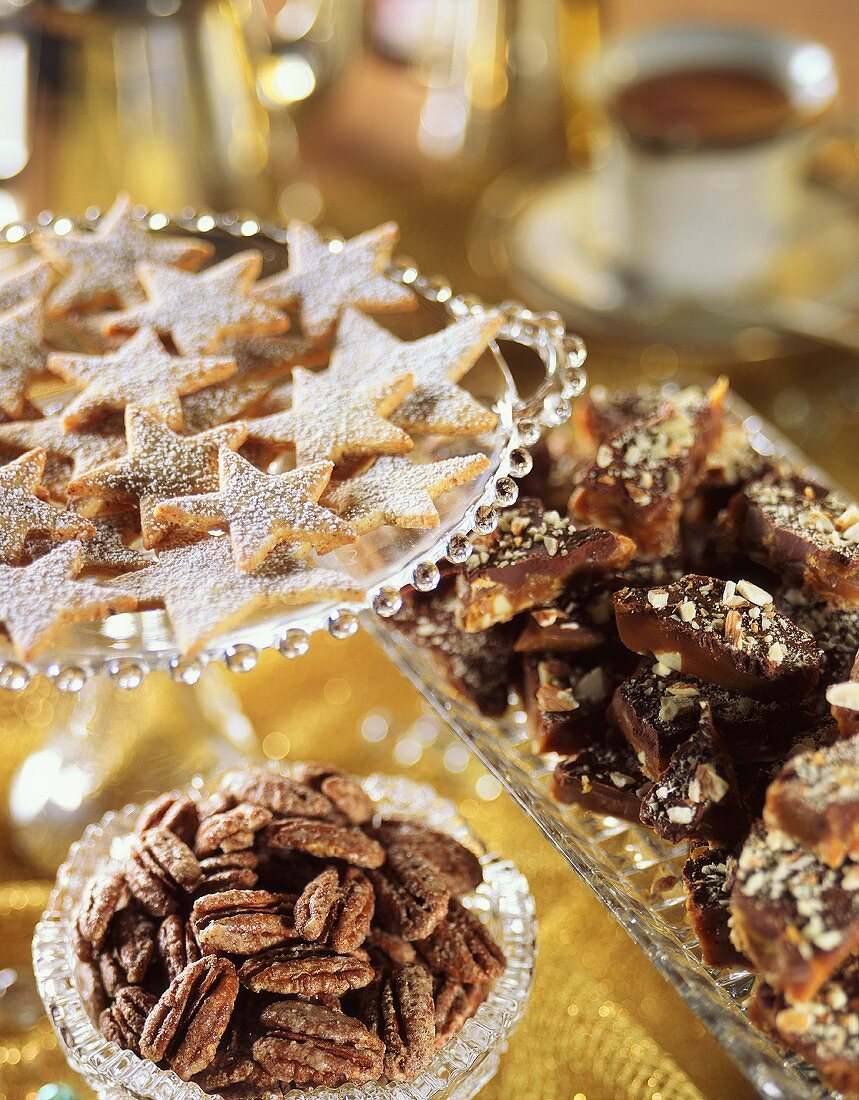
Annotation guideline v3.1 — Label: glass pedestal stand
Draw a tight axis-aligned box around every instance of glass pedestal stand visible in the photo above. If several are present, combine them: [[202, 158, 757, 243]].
[[7, 668, 256, 874]]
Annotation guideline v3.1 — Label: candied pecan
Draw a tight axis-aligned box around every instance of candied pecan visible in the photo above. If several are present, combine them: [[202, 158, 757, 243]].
[[298, 763, 374, 824], [219, 768, 331, 818], [192, 889, 297, 955], [365, 928, 417, 967], [434, 978, 487, 1047], [197, 790, 235, 820], [140, 955, 238, 1080], [197, 851, 259, 895], [416, 901, 506, 984], [262, 818, 385, 869], [111, 906, 156, 984], [368, 846, 450, 940], [158, 914, 201, 981], [99, 987, 157, 1055], [193, 1050, 281, 1096], [238, 942, 375, 996], [79, 959, 109, 1019], [76, 872, 129, 951], [125, 828, 203, 917], [135, 792, 199, 845], [371, 819, 483, 895], [252, 1000, 384, 1088], [195, 802, 273, 857], [98, 947, 128, 998], [295, 865, 374, 953], [358, 963, 435, 1082]]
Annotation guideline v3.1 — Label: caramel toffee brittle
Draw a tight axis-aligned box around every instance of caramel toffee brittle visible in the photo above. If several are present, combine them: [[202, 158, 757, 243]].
[[639, 702, 745, 844], [391, 584, 518, 717], [570, 383, 664, 458], [552, 737, 647, 821], [569, 379, 727, 557], [514, 586, 615, 654], [778, 590, 859, 688], [731, 476, 859, 604], [682, 842, 744, 968], [829, 664, 859, 739], [765, 735, 859, 868], [456, 500, 634, 632], [750, 960, 859, 1096], [730, 823, 859, 1002], [613, 574, 822, 702], [609, 660, 812, 780], [524, 654, 631, 755]]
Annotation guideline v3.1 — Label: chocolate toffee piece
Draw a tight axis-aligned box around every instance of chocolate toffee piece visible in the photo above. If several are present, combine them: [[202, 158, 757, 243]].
[[778, 591, 859, 690], [552, 736, 648, 821], [569, 379, 727, 557], [730, 823, 859, 1003], [514, 587, 614, 655], [609, 659, 813, 780], [523, 653, 632, 754], [391, 582, 518, 717], [613, 574, 822, 702], [682, 842, 745, 968], [830, 667, 859, 739], [750, 962, 859, 1097], [570, 383, 665, 457], [455, 498, 634, 632], [639, 702, 745, 844], [730, 475, 859, 604], [765, 735, 859, 868]]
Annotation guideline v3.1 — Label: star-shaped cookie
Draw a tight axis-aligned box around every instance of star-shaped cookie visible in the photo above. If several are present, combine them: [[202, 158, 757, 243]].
[[216, 331, 322, 380], [102, 251, 289, 355], [330, 307, 501, 436], [154, 448, 356, 571], [26, 510, 152, 576], [180, 377, 269, 433], [48, 326, 236, 430], [0, 414, 126, 497], [33, 194, 213, 318], [255, 221, 415, 342], [0, 257, 54, 312], [67, 407, 247, 547], [0, 449, 93, 564], [321, 453, 490, 535], [117, 537, 363, 655], [0, 299, 49, 419], [0, 541, 135, 659], [243, 366, 413, 467]]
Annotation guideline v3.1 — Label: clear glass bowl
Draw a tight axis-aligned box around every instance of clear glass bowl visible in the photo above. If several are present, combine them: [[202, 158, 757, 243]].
[[33, 770, 537, 1100], [371, 389, 841, 1100]]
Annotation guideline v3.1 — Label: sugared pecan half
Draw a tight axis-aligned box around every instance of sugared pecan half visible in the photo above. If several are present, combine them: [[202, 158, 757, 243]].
[[434, 977, 487, 1048], [365, 927, 418, 967], [219, 768, 331, 818], [252, 1000, 384, 1088], [196, 850, 260, 895], [79, 959, 109, 1020], [99, 986, 157, 1056], [262, 818, 385, 869], [191, 889, 297, 955], [358, 963, 435, 1082], [158, 914, 201, 981], [195, 803, 273, 857], [76, 872, 129, 952], [193, 1050, 281, 1096], [294, 865, 374, 953], [238, 942, 375, 996], [125, 828, 203, 917], [135, 792, 199, 846], [371, 819, 483, 896], [416, 901, 505, 983], [368, 846, 450, 941], [98, 948, 128, 998], [139, 955, 238, 1080], [111, 906, 156, 984], [298, 764, 374, 824]]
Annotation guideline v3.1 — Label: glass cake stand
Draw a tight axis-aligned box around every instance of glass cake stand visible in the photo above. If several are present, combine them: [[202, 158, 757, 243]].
[[0, 207, 587, 870], [370, 392, 839, 1100], [33, 769, 537, 1100]]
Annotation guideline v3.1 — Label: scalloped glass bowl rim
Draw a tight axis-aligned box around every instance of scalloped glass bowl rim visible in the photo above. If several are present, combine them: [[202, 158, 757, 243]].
[[33, 768, 537, 1100]]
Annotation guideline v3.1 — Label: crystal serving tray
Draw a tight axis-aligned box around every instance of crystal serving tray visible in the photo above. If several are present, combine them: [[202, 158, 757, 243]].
[[33, 769, 537, 1100], [0, 209, 586, 691], [370, 392, 845, 1100]]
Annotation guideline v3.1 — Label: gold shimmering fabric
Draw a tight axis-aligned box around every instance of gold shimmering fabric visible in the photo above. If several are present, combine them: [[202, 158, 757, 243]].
[[0, 633, 755, 1100]]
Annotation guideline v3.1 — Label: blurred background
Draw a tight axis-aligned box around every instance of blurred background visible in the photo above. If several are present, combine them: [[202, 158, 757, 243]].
[[1, 3, 858, 1098]]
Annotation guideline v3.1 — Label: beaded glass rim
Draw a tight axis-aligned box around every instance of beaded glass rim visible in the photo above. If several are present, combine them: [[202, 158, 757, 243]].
[[33, 767, 537, 1100], [0, 207, 587, 693], [370, 386, 845, 1100]]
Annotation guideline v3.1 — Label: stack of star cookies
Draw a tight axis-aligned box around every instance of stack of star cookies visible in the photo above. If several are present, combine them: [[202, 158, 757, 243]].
[[0, 196, 497, 660]]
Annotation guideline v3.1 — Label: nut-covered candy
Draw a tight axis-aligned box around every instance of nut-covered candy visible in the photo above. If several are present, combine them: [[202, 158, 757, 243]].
[[191, 889, 297, 954], [195, 802, 273, 856], [76, 872, 129, 952], [416, 900, 506, 984], [135, 792, 199, 846], [157, 913, 201, 981], [358, 963, 436, 1081], [297, 762, 374, 824], [370, 819, 483, 896], [262, 818, 385, 869], [369, 845, 451, 941], [99, 987, 157, 1056], [238, 942, 375, 996], [294, 865, 375, 953], [219, 767, 331, 818], [125, 827, 203, 917]]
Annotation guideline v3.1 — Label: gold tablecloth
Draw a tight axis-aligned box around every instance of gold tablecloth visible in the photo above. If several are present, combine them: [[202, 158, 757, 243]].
[[0, 633, 754, 1100]]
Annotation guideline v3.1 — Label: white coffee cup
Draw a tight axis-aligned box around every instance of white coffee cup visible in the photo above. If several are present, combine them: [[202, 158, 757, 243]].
[[590, 24, 837, 301]]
